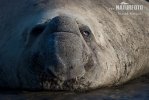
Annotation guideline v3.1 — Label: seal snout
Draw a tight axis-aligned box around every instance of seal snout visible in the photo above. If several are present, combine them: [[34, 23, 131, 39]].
[[29, 16, 92, 81]]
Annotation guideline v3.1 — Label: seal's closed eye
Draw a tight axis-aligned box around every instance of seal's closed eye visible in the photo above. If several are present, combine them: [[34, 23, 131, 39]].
[[30, 24, 46, 36]]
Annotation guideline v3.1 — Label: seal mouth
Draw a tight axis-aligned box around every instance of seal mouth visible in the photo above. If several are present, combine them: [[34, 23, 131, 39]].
[[39, 73, 90, 91], [30, 50, 94, 90]]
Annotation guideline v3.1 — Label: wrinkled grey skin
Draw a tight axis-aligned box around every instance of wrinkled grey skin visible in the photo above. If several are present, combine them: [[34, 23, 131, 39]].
[[0, 0, 149, 91]]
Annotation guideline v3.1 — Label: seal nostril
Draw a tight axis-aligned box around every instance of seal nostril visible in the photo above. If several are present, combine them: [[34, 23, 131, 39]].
[[30, 24, 46, 36]]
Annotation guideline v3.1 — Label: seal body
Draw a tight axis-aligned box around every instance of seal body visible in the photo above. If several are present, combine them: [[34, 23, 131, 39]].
[[0, 0, 149, 90]]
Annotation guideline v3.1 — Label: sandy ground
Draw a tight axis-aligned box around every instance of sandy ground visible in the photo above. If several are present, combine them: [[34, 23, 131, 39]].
[[0, 75, 148, 100]]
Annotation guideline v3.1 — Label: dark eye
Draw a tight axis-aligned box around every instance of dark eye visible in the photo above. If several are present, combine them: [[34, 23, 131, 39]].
[[82, 31, 90, 37], [79, 25, 92, 41], [30, 24, 46, 36]]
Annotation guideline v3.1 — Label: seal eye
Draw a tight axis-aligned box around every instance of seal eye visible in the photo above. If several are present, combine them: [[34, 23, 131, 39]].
[[82, 31, 90, 37], [30, 24, 46, 36], [79, 25, 92, 41]]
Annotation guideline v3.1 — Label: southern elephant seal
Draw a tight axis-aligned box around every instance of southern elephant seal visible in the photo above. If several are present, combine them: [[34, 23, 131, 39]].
[[0, 0, 149, 91]]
